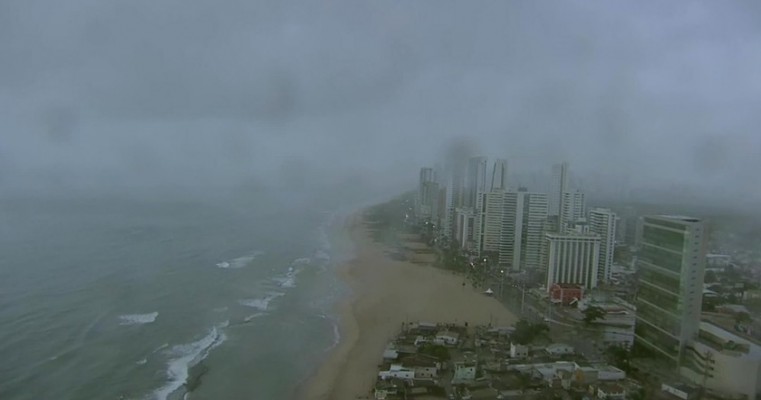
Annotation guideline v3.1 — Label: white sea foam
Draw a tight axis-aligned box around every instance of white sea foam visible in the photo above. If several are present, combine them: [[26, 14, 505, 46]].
[[238, 292, 284, 311], [119, 312, 158, 325], [315, 249, 331, 261], [153, 343, 169, 353], [243, 313, 265, 323], [273, 266, 300, 288], [292, 257, 311, 265], [331, 320, 341, 349], [136, 358, 147, 365], [151, 325, 227, 400], [215, 251, 264, 269]]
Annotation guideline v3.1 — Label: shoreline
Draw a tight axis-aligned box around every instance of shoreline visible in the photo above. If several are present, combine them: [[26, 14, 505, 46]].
[[296, 212, 365, 400], [301, 210, 519, 399]]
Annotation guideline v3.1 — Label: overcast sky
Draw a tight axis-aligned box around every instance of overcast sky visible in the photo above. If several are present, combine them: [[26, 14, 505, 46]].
[[1, 1, 760, 202]]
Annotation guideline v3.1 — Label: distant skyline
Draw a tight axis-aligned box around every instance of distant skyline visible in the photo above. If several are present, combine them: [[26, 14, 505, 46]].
[[1, 1, 760, 206]]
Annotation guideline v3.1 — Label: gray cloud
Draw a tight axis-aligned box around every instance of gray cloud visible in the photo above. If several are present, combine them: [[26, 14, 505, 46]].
[[1, 0, 760, 205]]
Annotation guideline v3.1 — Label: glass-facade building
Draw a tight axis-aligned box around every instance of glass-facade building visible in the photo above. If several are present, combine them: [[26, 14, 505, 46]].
[[635, 215, 706, 364]]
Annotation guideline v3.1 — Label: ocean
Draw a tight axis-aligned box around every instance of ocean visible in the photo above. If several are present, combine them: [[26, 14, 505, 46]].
[[0, 189, 356, 400]]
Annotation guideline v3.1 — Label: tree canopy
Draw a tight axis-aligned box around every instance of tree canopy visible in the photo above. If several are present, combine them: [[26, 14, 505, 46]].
[[582, 306, 606, 325]]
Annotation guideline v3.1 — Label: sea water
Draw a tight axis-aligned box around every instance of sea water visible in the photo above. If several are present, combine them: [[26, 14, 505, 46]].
[[0, 190, 354, 400]]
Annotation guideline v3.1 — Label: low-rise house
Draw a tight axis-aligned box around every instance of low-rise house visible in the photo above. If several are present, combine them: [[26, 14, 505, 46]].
[[575, 365, 599, 384], [681, 321, 761, 399], [546, 343, 575, 356], [434, 330, 460, 346], [596, 383, 626, 399], [706, 254, 731, 268], [531, 362, 577, 386], [744, 289, 761, 302], [716, 304, 750, 316], [660, 383, 700, 400], [378, 364, 414, 381], [414, 335, 432, 347], [486, 326, 515, 336], [402, 354, 441, 379], [550, 283, 584, 306], [593, 364, 626, 381], [452, 361, 477, 384], [555, 369, 573, 389], [510, 342, 528, 359], [382, 344, 399, 360], [374, 380, 401, 400], [411, 321, 438, 333], [462, 387, 499, 399]]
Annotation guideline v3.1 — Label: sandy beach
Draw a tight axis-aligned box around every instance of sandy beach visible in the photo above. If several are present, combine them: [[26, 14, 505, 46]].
[[303, 212, 519, 400]]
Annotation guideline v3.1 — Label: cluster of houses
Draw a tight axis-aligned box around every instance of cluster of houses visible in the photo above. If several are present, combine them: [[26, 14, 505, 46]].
[[372, 321, 637, 400]]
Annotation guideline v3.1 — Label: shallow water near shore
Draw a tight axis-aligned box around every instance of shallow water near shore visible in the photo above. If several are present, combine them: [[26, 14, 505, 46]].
[[0, 192, 355, 400]]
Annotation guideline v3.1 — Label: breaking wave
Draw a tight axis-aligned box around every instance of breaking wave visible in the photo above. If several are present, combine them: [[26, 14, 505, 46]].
[[118, 312, 158, 326], [238, 292, 284, 311], [215, 251, 264, 269], [150, 324, 227, 400]]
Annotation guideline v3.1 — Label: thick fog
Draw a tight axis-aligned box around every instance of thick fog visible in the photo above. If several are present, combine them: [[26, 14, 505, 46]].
[[1, 1, 760, 206]]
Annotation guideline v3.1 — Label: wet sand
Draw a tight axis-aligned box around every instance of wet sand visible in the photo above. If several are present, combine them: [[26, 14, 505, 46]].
[[302, 213, 518, 399]]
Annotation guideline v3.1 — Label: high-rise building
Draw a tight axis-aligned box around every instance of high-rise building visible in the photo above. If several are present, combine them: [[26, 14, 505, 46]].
[[539, 215, 559, 275], [490, 159, 508, 192], [475, 190, 548, 270], [465, 157, 488, 209], [560, 190, 586, 233], [475, 191, 511, 262], [549, 162, 570, 217], [634, 215, 707, 365], [520, 191, 549, 271], [544, 233, 601, 289], [454, 207, 477, 250], [420, 167, 435, 185], [589, 208, 617, 283], [416, 167, 438, 220], [435, 186, 447, 229], [443, 167, 466, 240]]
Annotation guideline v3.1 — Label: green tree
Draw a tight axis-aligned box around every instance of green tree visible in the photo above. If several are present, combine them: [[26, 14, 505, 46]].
[[582, 306, 606, 325], [704, 270, 717, 283], [605, 345, 632, 372], [629, 388, 646, 400], [736, 311, 751, 324], [420, 344, 451, 361], [511, 320, 549, 345]]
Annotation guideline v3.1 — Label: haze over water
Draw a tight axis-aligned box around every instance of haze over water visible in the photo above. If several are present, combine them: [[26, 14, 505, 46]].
[[0, 190, 356, 399], [1, 1, 761, 399]]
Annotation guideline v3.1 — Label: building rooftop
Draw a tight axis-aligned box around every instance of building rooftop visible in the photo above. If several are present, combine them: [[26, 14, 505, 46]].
[[656, 215, 701, 223], [545, 232, 601, 239], [551, 283, 583, 289], [592, 364, 626, 373], [698, 321, 761, 358], [598, 383, 625, 393]]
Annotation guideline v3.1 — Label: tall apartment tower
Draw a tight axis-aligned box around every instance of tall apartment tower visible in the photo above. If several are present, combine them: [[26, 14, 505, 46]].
[[443, 166, 466, 240], [560, 190, 586, 233], [634, 215, 707, 365], [589, 208, 617, 283], [454, 207, 477, 250], [520, 191, 549, 271], [416, 167, 437, 219], [544, 233, 601, 289], [465, 157, 489, 209], [490, 159, 508, 192], [549, 162, 570, 217], [475, 190, 548, 271]]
